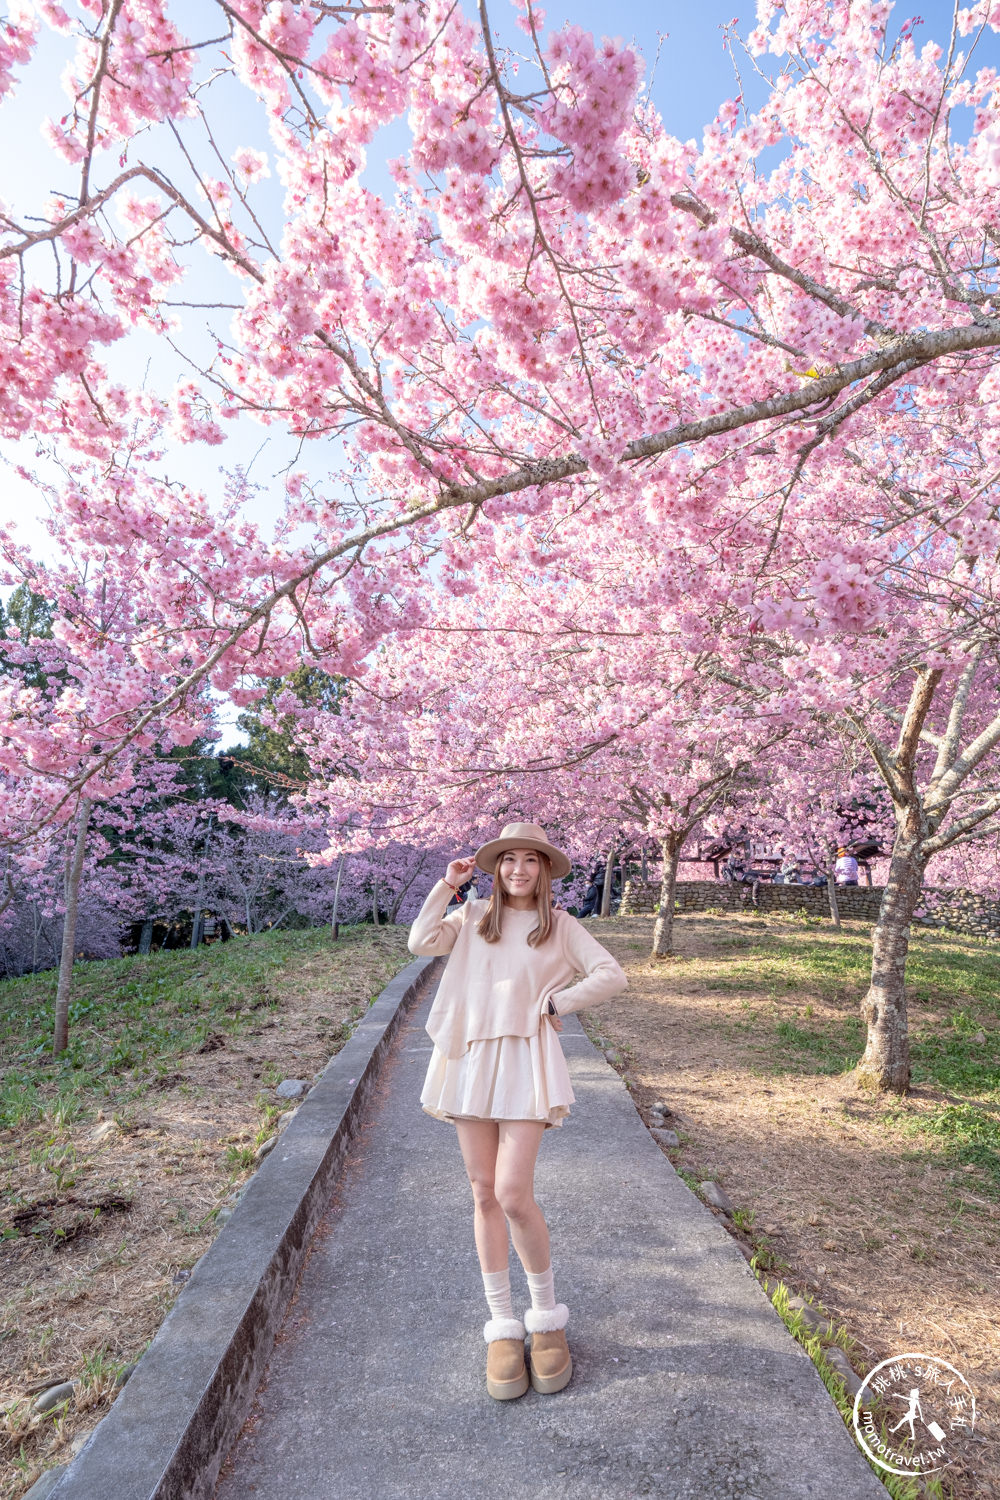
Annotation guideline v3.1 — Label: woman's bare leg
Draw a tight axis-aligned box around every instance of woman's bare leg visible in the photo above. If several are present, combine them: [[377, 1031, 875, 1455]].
[[454, 1119, 508, 1273], [494, 1121, 550, 1274]]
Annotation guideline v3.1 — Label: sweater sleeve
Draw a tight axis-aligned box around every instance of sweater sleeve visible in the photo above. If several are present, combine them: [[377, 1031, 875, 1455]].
[[408, 879, 467, 956], [549, 916, 628, 1016]]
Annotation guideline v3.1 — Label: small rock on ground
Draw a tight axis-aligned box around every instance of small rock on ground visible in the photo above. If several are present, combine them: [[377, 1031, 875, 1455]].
[[651, 1127, 680, 1148], [255, 1136, 277, 1161], [32, 1382, 76, 1415], [275, 1079, 308, 1100], [700, 1181, 735, 1215]]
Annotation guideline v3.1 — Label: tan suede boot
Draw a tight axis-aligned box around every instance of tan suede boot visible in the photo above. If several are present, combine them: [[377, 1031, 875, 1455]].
[[484, 1317, 529, 1400], [525, 1305, 572, 1394]]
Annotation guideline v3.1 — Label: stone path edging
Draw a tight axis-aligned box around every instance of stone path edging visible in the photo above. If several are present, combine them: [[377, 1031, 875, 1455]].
[[46, 954, 442, 1500]]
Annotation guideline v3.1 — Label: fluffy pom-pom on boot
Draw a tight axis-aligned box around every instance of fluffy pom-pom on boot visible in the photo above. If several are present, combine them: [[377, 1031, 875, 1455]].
[[524, 1305, 572, 1393], [483, 1318, 529, 1400]]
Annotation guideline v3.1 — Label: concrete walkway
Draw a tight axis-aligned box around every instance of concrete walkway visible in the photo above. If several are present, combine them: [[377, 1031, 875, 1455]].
[[215, 991, 885, 1500]]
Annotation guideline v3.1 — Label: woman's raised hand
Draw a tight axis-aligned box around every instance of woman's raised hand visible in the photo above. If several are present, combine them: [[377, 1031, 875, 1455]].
[[445, 856, 477, 887]]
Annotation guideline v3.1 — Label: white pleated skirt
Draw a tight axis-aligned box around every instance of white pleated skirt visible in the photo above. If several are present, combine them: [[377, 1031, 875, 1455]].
[[420, 1026, 575, 1129]]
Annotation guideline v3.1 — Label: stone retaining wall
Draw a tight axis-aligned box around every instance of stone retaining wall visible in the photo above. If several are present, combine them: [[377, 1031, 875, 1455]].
[[619, 878, 1000, 939], [619, 879, 884, 921], [916, 888, 1000, 939]]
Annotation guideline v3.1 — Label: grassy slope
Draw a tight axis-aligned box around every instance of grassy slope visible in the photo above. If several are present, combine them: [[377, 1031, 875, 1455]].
[[703, 920, 1000, 1178], [0, 923, 413, 1498], [6, 912, 998, 1497]]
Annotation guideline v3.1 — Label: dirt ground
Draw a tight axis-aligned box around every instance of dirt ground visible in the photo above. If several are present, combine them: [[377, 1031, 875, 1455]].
[[0, 927, 412, 1499], [6, 911, 997, 1499], [589, 913, 999, 1500]]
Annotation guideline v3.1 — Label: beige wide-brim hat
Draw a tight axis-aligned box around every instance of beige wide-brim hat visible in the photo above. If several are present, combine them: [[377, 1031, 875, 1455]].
[[474, 821, 571, 881]]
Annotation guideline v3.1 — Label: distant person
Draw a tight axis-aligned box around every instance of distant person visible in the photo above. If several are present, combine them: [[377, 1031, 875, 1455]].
[[578, 866, 604, 917], [834, 848, 859, 886], [779, 856, 800, 885], [721, 851, 747, 884], [408, 822, 627, 1404]]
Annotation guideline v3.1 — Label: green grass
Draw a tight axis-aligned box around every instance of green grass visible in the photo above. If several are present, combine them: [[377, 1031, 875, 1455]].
[[704, 924, 1000, 1093], [887, 1100, 1000, 1187], [0, 924, 405, 1132], [719, 925, 1000, 1010], [771, 1015, 866, 1074], [764, 1279, 949, 1500], [690, 917, 1000, 1195]]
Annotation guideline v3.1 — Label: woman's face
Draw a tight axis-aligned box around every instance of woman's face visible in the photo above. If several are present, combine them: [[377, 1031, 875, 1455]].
[[498, 848, 540, 899]]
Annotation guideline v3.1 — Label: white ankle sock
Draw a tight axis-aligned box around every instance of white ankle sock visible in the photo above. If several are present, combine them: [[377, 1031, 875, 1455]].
[[482, 1267, 514, 1321], [525, 1266, 556, 1314]]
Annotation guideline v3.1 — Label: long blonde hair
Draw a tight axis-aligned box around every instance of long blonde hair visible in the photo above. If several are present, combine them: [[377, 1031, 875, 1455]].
[[476, 850, 554, 947]]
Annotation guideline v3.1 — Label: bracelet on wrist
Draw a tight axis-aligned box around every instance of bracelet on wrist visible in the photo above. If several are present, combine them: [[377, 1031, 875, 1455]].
[[442, 879, 459, 892]]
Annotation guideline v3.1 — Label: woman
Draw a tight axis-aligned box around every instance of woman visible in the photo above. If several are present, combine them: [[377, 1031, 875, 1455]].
[[408, 821, 627, 1401]]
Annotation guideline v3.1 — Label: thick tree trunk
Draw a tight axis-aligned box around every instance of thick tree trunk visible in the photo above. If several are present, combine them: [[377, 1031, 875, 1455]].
[[599, 847, 615, 917], [651, 835, 682, 957], [138, 919, 154, 956], [53, 799, 92, 1056], [826, 865, 841, 929], [330, 853, 346, 940], [854, 823, 926, 1094]]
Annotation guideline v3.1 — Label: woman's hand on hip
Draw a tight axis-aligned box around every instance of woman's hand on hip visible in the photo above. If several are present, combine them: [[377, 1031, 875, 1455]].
[[445, 855, 477, 887], [546, 1011, 564, 1032]]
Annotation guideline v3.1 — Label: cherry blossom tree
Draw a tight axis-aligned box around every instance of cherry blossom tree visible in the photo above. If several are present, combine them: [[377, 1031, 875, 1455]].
[[0, 810, 119, 978], [0, 559, 209, 1048], [3, 0, 1000, 1095], [3, 0, 1000, 824], [840, 653, 1000, 1089], [749, 736, 894, 927], [289, 527, 799, 955]]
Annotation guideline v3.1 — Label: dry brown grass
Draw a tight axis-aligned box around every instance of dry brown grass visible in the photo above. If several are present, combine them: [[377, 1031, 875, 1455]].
[[0, 923, 412, 1498], [588, 912, 1000, 1500], [8, 908, 998, 1498]]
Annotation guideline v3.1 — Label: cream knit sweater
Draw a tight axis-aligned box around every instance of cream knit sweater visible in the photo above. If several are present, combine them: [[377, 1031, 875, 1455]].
[[409, 879, 628, 1059]]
